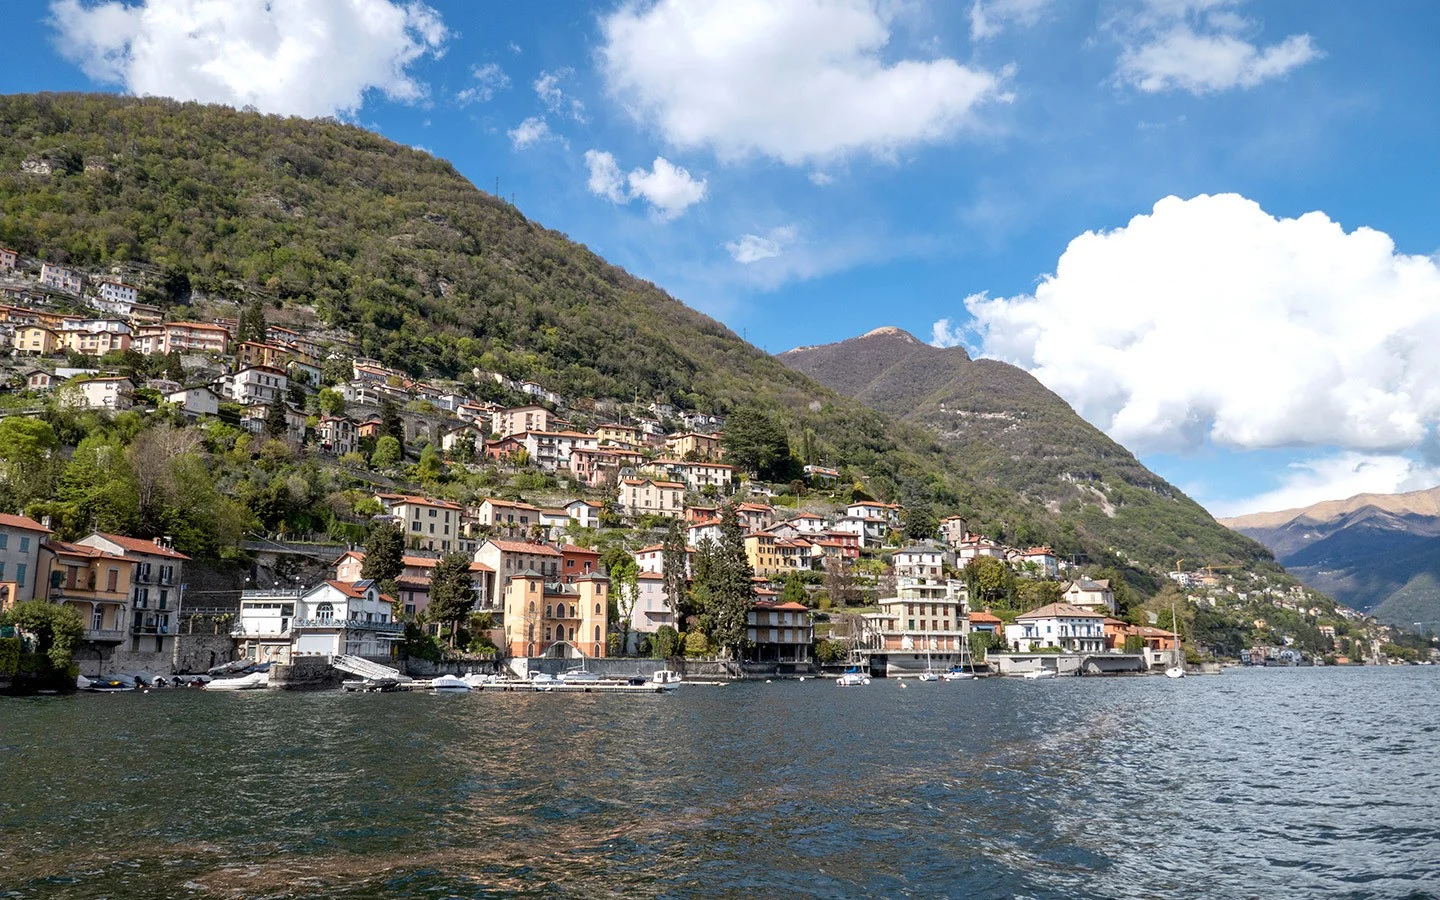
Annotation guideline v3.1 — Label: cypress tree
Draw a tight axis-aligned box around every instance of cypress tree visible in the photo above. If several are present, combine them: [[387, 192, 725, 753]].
[[262, 399, 289, 439], [661, 518, 688, 623], [710, 503, 755, 659], [427, 551, 476, 647]]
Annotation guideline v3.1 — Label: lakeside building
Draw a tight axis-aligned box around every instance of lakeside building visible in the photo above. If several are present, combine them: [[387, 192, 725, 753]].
[[501, 570, 608, 658], [858, 578, 971, 675], [233, 580, 401, 664], [74, 533, 188, 657], [39, 540, 134, 650], [746, 600, 814, 665], [1005, 604, 1106, 653], [473, 539, 560, 610], [0, 513, 50, 605], [134, 321, 231, 355]]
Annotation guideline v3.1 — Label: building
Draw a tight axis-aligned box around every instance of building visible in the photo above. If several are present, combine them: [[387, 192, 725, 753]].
[[473, 539, 562, 610], [471, 498, 543, 533], [642, 459, 734, 493], [15, 325, 61, 356], [859, 580, 970, 660], [569, 446, 641, 488], [223, 365, 288, 406], [1016, 546, 1061, 579], [39, 262, 83, 295], [236, 341, 290, 370], [440, 423, 484, 455], [95, 280, 140, 310], [233, 580, 401, 663], [59, 319, 132, 356], [967, 610, 1003, 634], [1062, 578, 1117, 614], [0, 514, 50, 605], [893, 546, 948, 581], [514, 430, 597, 473], [0, 247, 16, 271], [164, 385, 221, 418], [39, 540, 134, 655], [70, 376, 135, 410], [664, 431, 723, 461], [788, 513, 829, 534], [379, 494, 463, 552], [1004, 603, 1106, 653], [502, 570, 608, 658], [595, 423, 641, 448], [746, 600, 814, 664], [134, 321, 231, 356], [734, 502, 775, 532], [560, 544, 601, 583], [74, 533, 188, 657], [955, 534, 1008, 564], [491, 405, 551, 438], [316, 416, 357, 456], [687, 518, 722, 548], [624, 571, 672, 652], [845, 501, 901, 528], [617, 477, 685, 519], [831, 515, 886, 548], [803, 464, 840, 484], [565, 500, 603, 531]]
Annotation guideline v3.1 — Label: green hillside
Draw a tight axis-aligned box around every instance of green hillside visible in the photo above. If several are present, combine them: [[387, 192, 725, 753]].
[[0, 92, 1272, 577]]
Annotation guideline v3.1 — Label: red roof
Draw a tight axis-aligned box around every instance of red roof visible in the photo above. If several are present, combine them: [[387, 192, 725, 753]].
[[0, 513, 51, 534], [486, 539, 561, 556], [968, 611, 1003, 625], [560, 544, 600, 556], [90, 532, 189, 560], [468, 561, 495, 573]]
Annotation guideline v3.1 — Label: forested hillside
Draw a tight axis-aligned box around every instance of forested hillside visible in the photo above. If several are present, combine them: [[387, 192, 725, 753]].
[[0, 92, 1270, 578]]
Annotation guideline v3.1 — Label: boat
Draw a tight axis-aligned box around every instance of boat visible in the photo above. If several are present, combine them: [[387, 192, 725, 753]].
[[1165, 600, 1187, 678], [462, 672, 502, 687], [917, 645, 940, 681], [558, 663, 601, 684], [941, 666, 974, 681], [836, 665, 871, 686], [205, 670, 269, 691], [431, 674, 471, 693], [1022, 668, 1055, 680], [649, 669, 682, 686], [80, 674, 136, 692]]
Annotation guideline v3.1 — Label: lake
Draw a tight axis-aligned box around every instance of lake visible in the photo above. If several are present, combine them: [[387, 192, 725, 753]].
[[1, 667, 1437, 898]]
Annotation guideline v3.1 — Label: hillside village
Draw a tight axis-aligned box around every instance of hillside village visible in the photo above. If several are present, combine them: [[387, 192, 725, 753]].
[[0, 247, 1428, 687]]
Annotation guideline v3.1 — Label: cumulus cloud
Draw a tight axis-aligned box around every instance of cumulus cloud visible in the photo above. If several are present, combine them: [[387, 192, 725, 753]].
[[534, 68, 585, 121], [507, 116, 555, 149], [457, 62, 509, 104], [931, 318, 967, 348], [726, 226, 798, 264], [1211, 453, 1440, 518], [960, 193, 1440, 457], [583, 150, 707, 220], [969, 0, 1055, 41], [1114, 0, 1320, 94], [49, 0, 448, 117], [598, 0, 1006, 165]]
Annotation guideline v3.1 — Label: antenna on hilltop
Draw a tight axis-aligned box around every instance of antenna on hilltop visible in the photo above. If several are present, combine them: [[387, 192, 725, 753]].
[[495, 177, 500, 197]]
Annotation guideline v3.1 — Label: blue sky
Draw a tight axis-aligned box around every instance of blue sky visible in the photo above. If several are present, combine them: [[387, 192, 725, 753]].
[[8, 0, 1440, 517]]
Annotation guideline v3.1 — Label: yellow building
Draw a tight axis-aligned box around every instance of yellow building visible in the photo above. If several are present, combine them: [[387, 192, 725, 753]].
[[664, 431, 724, 461], [503, 570, 609, 658], [39, 541, 134, 645], [16, 325, 60, 356]]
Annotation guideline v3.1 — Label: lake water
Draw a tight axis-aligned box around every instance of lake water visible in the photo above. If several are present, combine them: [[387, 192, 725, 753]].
[[1, 667, 1438, 898]]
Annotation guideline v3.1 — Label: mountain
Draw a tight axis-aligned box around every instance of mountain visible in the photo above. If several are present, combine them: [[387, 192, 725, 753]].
[[778, 327, 1277, 583], [0, 92, 1269, 577], [1221, 487, 1440, 628]]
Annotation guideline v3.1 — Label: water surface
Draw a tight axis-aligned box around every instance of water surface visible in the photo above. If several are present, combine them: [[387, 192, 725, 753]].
[[2, 667, 1437, 898]]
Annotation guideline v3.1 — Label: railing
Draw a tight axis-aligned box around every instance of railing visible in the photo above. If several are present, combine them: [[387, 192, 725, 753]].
[[240, 588, 306, 599], [131, 623, 171, 635], [230, 625, 291, 638], [291, 618, 403, 634], [83, 628, 126, 642]]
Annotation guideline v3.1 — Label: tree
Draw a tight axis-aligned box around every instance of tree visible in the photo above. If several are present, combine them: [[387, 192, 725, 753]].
[[427, 551, 476, 647], [1017, 579, 1064, 611], [163, 351, 185, 383], [0, 417, 61, 509], [263, 400, 288, 439], [416, 443, 445, 484], [721, 404, 797, 483], [904, 503, 937, 541], [823, 557, 860, 608], [610, 557, 640, 656], [360, 520, 404, 585], [660, 518, 688, 623], [963, 557, 1017, 609], [3, 600, 84, 669], [652, 624, 681, 659], [707, 503, 755, 659], [378, 397, 405, 455], [236, 298, 267, 344], [781, 571, 809, 607], [371, 435, 401, 468]]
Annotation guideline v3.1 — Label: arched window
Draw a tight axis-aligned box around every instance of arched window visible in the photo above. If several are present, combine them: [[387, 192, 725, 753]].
[[316, 602, 333, 621], [529, 601, 535, 613], [545, 604, 552, 618], [544, 627, 551, 641], [595, 602, 601, 615], [570, 604, 578, 618], [594, 625, 601, 645]]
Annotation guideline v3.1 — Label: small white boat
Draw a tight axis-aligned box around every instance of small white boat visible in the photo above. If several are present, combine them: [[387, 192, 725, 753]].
[[462, 672, 501, 687], [650, 669, 682, 686], [431, 674, 471, 693], [558, 666, 601, 684], [1165, 666, 1186, 679], [836, 667, 871, 686], [205, 671, 269, 691], [941, 668, 974, 681], [1022, 668, 1055, 680], [917, 671, 940, 682]]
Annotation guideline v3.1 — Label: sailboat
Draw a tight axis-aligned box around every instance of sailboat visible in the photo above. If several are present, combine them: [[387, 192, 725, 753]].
[[943, 633, 975, 680], [918, 640, 940, 681], [1165, 601, 1186, 679]]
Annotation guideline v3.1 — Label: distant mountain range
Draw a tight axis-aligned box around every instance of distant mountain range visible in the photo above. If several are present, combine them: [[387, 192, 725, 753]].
[[778, 327, 1275, 584], [1221, 487, 1440, 629]]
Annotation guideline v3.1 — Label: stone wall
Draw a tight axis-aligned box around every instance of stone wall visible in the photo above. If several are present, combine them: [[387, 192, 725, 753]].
[[174, 633, 237, 674], [269, 656, 342, 691]]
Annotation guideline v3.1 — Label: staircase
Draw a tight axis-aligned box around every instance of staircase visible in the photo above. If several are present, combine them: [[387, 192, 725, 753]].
[[331, 655, 410, 682]]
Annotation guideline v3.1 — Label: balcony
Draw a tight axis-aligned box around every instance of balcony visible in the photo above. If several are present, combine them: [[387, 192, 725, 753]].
[[131, 623, 172, 635], [83, 628, 126, 643], [291, 618, 403, 634]]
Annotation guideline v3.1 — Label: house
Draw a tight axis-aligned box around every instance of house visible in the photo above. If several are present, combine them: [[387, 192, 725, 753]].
[[471, 498, 543, 534], [1016, 546, 1060, 579], [746, 600, 814, 664], [617, 478, 685, 519], [378, 494, 463, 552], [240, 403, 306, 444], [95, 280, 140, 310], [74, 533, 188, 658], [683, 411, 725, 432], [70, 376, 135, 410], [1062, 578, 1117, 614], [440, 423, 484, 455], [939, 516, 969, 547], [15, 325, 61, 355], [634, 543, 693, 577], [734, 502, 775, 532], [473, 539, 562, 610], [831, 514, 886, 548], [967, 610, 1003, 634], [39, 263, 83, 295], [22, 369, 59, 392], [560, 544, 601, 583], [316, 416, 357, 456], [518, 380, 562, 405], [134, 321, 231, 356], [955, 534, 1008, 564], [893, 546, 948, 581], [858, 580, 970, 655], [687, 518, 723, 547], [663, 431, 723, 461], [0, 513, 50, 605], [502, 570, 608, 658], [514, 429, 598, 473], [38, 541, 134, 669], [569, 446, 642, 487], [233, 580, 401, 664], [595, 423, 641, 448], [845, 501, 902, 528], [236, 340, 290, 370], [642, 459, 734, 493], [1004, 603, 1106, 653], [357, 418, 382, 440], [803, 464, 840, 484], [164, 385, 221, 418], [491, 405, 551, 438], [222, 365, 288, 406], [789, 513, 829, 534], [624, 571, 672, 652], [565, 500, 603, 531], [0, 248, 17, 271], [59, 319, 132, 356]]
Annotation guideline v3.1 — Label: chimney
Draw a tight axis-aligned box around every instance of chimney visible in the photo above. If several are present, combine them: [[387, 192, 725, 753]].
[[41, 515, 53, 530]]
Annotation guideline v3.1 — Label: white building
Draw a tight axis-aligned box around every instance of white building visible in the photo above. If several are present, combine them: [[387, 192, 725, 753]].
[[223, 365, 288, 406], [624, 571, 673, 652], [1004, 603, 1106, 653], [1062, 578, 1117, 615], [565, 499, 603, 530], [70, 376, 134, 410], [233, 580, 401, 663], [893, 546, 948, 581], [40, 262, 83, 294], [95, 280, 140, 312], [378, 494, 463, 553], [165, 386, 221, 418], [617, 477, 685, 519]]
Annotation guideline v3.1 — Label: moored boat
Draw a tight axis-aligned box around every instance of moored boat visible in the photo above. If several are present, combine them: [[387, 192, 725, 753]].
[[205, 670, 269, 691], [837, 666, 871, 686], [431, 674, 471, 693]]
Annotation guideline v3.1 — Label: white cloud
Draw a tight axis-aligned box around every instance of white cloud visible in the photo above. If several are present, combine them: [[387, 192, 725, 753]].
[[457, 62, 509, 104], [598, 0, 1006, 165], [1114, 0, 1320, 95], [1211, 453, 1440, 518], [583, 150, 627, 203], [808, 171, 835, 186], [961, 193, 1440, 456], [931, 318, 967, 348], [49, 0, 448, 117], [969, 0, 1054, 41], [534, 68, 585, 121], [507, 116, 552, 149], [626, 157, 708, 220], [726, 226, 798, 264], [583, 150, 707, 220]]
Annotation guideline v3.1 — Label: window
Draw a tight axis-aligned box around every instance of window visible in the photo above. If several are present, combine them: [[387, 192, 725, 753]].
[[19, 536, 28, 553], [0, 534, 7, 550], [317, 602, 334, 621], [411, 521, 421, 532], [106, 569, 118, 592]]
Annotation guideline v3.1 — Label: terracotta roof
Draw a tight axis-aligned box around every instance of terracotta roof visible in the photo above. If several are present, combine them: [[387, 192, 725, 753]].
[[755, 600, 809, 611], [326, 580, 369, 598], [380, 494, 463, 510], [560, 544, 600, 556], [0, 513, 51, 534], [481, 497, 541, 511], [47, 540, 128, 560], [89, 532, 190, 560], [402, 555, 440, 568], [636, 544, 664, 553], [486, 539, 561, 555], [968, 611, 1003, 624], [637, 571, 665, 581], [1016, 603, 1105, 620], [467, 561, 495, 573]]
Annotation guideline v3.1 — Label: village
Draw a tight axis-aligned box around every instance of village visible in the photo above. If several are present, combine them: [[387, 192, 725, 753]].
[[0, 249, 1418, 692]]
